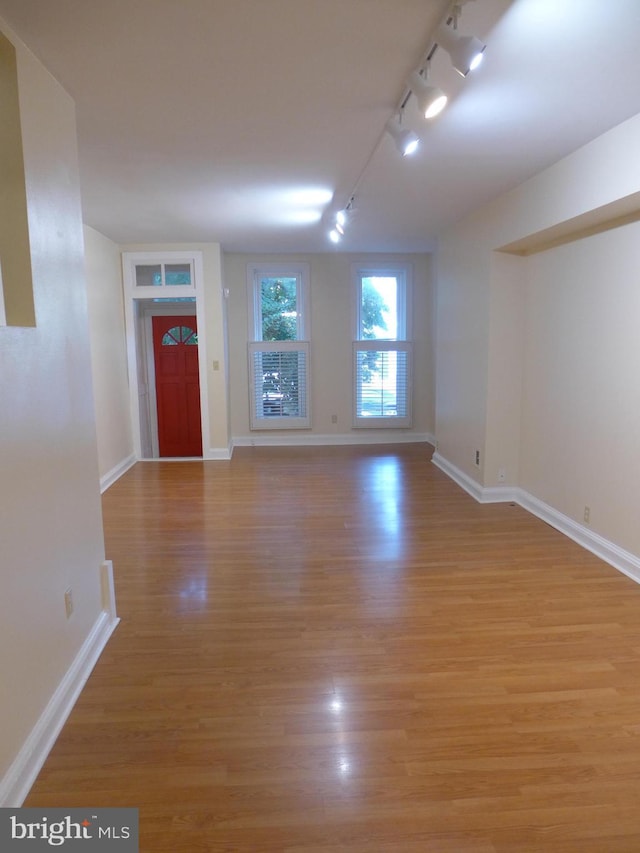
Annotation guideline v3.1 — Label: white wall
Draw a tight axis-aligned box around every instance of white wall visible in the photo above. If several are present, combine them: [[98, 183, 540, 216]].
[[84, 226, 133, 482], [521, 222, 640, 555], [224, 252, 434, 444], [0, 20, 111, 803], [483, 252, 525, 487], [435, 110, 640, 557], [434, 230, 492, 479]]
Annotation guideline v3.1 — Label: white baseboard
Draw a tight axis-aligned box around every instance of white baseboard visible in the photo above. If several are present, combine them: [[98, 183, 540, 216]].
[[100, 453, 136, 493], [137, 437, 434, 460], [138, 449, 233, 461], [431, 452, 513, 503], [0, 607, 120, 807], [518, 491, 640, 585], [100, 560, 118, 620], [205, 446, 233, 460], [232, 432, 434, 449], [432, 452, 640, 586]]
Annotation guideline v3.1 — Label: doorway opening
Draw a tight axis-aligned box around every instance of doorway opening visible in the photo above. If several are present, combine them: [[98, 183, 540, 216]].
[[122, 251, 209, 460], [135, 302, 203, 457]]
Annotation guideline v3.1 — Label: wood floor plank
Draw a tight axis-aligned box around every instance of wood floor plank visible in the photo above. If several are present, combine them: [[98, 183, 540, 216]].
[[23, 444, 640, 851]]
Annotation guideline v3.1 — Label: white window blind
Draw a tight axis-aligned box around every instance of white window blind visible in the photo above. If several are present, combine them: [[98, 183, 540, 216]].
[[353, 341, 412, 428], [249, 341, 310, 430]]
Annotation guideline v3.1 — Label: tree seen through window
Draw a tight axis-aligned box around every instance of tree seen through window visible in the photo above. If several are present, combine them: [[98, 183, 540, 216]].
[[260, 277, 298, 341]]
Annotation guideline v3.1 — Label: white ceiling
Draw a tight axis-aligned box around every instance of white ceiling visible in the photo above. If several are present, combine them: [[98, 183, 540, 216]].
[[1, 0, 640, 254]]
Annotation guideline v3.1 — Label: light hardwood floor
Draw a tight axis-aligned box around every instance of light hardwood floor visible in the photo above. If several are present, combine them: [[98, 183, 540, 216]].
[[25, 444, 640, 851]]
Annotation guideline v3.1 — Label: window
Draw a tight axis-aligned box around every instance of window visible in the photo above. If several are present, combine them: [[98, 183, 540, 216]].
[[353, 265, 412, 428], [161, 325, 198, 346], [247, 264, 310, 430], [134, 261, 193, 288]]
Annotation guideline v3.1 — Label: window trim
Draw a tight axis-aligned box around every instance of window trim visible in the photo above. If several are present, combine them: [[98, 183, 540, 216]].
[[247, 262, 310, 342], [246, 263, 311, 431], [351, 263, 413, 428], [352, 340, 413, 428], [126, 251, 197, 297], [352, 264, 412, 342], [248, 341, 311, 430]]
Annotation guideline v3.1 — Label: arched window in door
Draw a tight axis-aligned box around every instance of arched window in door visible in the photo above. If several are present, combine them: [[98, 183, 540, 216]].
[[161, 326, 198, 346]]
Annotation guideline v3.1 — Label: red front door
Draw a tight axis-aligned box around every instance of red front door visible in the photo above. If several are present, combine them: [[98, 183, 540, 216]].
[[152, 315, 202, 457]]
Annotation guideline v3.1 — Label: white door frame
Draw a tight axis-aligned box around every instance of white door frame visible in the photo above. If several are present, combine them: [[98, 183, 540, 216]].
[[142, 303, 199, 458], [122, 251, 210, 459]]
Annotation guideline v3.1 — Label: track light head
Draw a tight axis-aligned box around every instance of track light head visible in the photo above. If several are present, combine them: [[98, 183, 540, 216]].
[[436, 22, 486, 77], [385, 117, 420, 157], [409, 72, 448, 119], [327, 204, 353, 243]]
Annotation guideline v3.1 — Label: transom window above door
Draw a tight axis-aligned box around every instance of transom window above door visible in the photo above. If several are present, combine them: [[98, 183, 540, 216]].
[[125, 254, 198, 299], [135, 262, 192, 288]]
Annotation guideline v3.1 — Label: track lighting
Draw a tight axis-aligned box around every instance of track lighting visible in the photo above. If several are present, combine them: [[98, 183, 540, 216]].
[[334, 208, 349, 235], [409, 71, 447, 119], [436, 22, 486, 77], [327, 1, 488, 246], [385, 117, 420, 156], [335, 209, 349, 229], [327, 203, 354, 244]]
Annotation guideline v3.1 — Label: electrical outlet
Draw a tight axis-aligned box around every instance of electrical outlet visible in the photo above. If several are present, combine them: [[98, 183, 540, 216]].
[[498, 467, 506, 482], [475, 449, 480, 466], [64, 588, 74, 619], [331, 414, 338, 424], [583, 506, 590, 524]]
